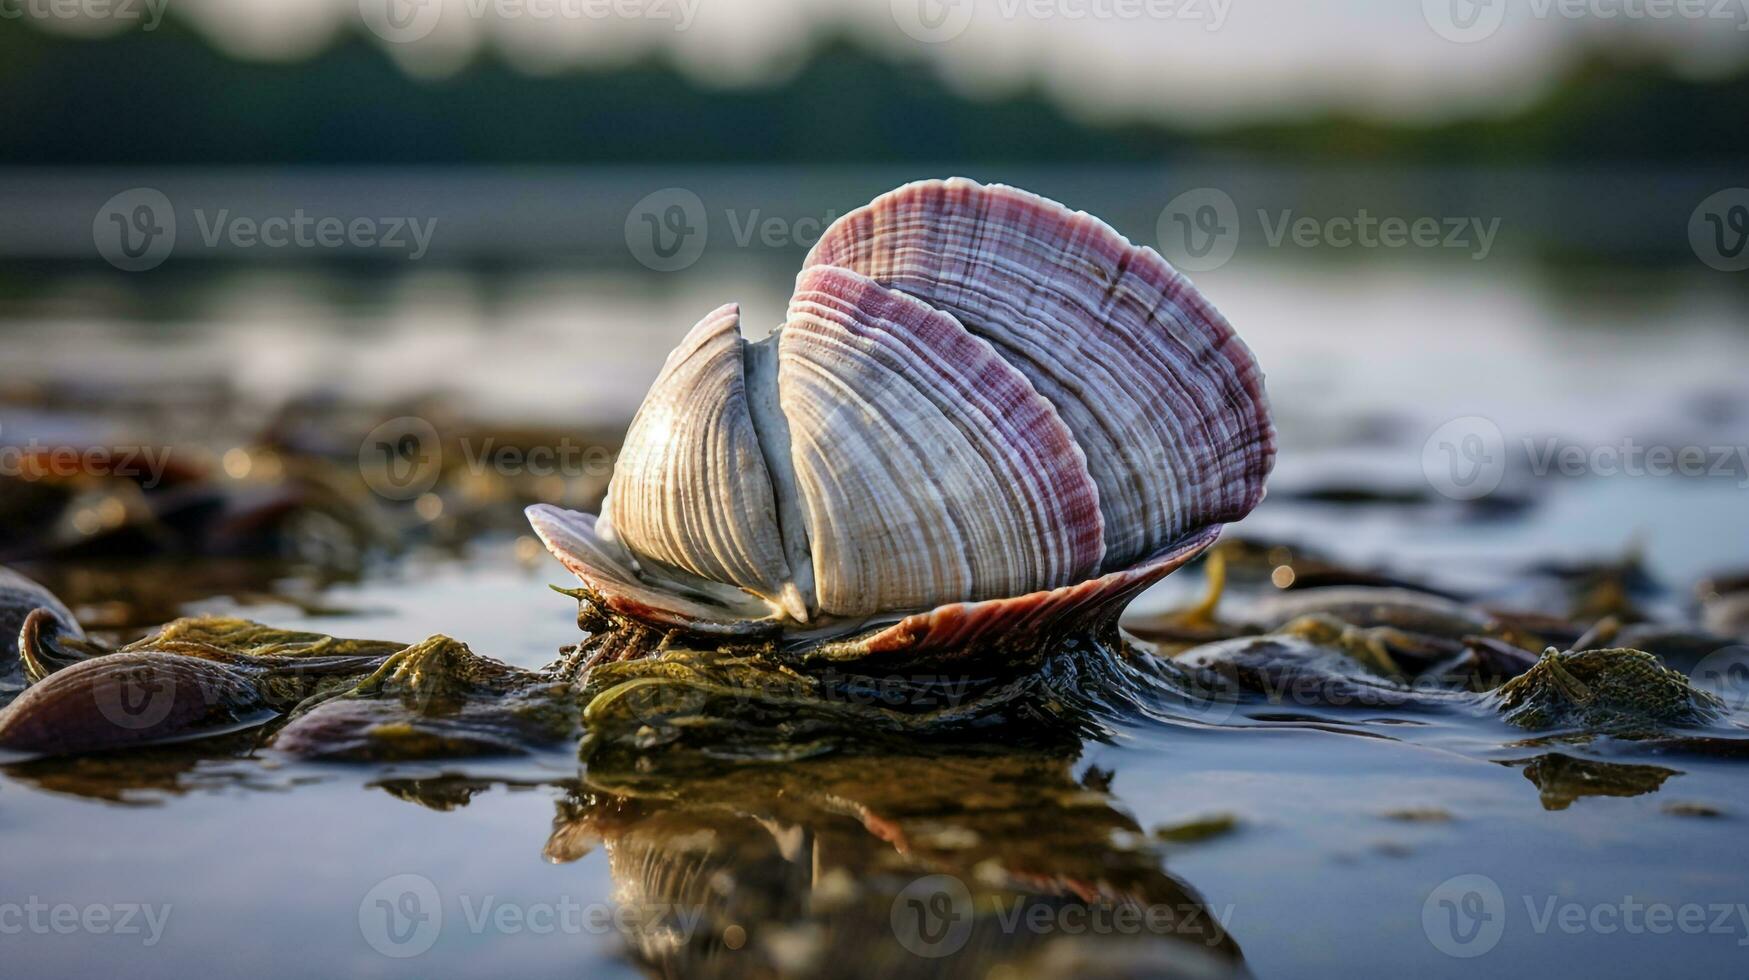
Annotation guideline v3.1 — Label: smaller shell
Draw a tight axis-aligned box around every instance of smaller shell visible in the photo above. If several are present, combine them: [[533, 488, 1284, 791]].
[[1, 568, 83, 695], [529, 505, 771, 635], [0, 653, 265, 756], [601, 303, 807, 621]]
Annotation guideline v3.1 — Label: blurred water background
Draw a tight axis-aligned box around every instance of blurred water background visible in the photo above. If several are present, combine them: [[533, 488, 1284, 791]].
[[1, 4, 1747, 979]]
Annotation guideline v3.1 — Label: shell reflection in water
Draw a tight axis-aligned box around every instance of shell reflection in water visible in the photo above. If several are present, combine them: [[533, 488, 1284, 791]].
[[550, 745, 1247, 979]]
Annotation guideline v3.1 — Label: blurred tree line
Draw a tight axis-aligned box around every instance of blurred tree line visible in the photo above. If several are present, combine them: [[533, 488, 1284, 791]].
[[2, 19, 1743, 165]]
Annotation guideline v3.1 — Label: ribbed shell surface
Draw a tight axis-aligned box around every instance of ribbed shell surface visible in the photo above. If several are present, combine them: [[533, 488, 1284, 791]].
[[804, 178, 1273, 571]]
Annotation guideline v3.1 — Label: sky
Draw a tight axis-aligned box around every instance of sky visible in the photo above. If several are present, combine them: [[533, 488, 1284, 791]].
[[23, 0, 1749, 122]]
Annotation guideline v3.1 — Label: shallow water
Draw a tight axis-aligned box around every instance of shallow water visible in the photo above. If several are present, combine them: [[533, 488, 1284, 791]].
[[4, 545, 1747, 978], [2, 176, 1748, 977]]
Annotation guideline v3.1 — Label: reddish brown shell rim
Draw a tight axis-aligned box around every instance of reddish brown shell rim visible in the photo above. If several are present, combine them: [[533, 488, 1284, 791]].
[[825, 523, 1222, 661]]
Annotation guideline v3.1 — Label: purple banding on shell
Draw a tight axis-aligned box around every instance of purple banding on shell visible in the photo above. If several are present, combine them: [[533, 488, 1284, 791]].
[[805, 178, 1274, 572], [782, 266, 1104, 617]]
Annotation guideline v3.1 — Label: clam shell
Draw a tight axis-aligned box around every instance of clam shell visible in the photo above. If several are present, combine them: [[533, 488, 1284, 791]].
[[2, 568, 82, 645], [0, 653, 264, 756], [601, 303, 806, 621], [531, 178, 1272, 656], [805, 178, 1274, 571], [781, 266, 1103, 618], [1, 567, 84, 697]]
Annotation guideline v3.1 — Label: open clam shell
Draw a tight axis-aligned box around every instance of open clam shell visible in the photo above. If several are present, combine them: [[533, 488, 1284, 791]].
[[531, 178, 1273, 658]]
